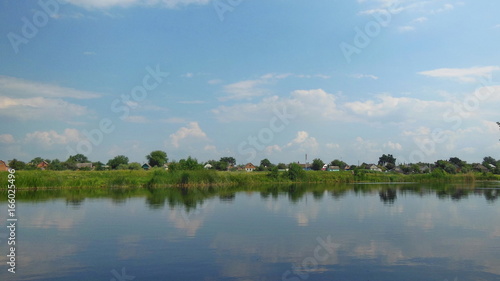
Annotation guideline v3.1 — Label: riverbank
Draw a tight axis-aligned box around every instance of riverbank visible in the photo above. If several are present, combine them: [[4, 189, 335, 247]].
[[1, 169, 499, 189]]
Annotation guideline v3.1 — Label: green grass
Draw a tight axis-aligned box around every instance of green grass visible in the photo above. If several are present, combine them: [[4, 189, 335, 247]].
[[0, 169, 499, 189]]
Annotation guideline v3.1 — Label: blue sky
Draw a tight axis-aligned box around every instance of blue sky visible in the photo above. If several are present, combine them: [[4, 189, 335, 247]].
[[0, 0, 499, 165]]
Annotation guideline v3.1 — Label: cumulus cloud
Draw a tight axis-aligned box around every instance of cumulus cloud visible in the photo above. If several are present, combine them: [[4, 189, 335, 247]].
[[0, 134, 15, 144], [213, 89, 341, 122], [169, 122, 208, 148], [24, 129, 83, 148], [284, 131, 319, 153]]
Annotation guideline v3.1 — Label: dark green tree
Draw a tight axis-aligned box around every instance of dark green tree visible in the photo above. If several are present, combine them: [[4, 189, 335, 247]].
[[107, 155, 129, 169], [277, 163, 287, 170], [67, 154, 89, 163], [146, 150, 168, 167], [178, 156, 202, 170], [449, 157, 465, 167], [30, 157, 45, 166], [311, 158, 324, 171], [287, 163, 306, 181], [260, 158, 272, 168], [378, 154, 396, 167], [49, 159, 65, 171], [220, 157, 236, 166], [330, 159, 347, 170], [8, 159, 26, 170]]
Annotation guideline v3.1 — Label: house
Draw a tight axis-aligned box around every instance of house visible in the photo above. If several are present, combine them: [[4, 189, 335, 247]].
[[142, 163, 151, 170], [473, 164, 489, 173], [76, 163, 93, 170], [244, 163, 256, 172], [37, 161, 50, 170], [368, 164, 383, 172], [204, 163, 213, 169], [0, 160, 9, 171], [328, 166, 340, 172]]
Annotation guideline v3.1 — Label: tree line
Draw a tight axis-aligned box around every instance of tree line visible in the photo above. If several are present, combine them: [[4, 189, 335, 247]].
[[4, 151, 500, 175]]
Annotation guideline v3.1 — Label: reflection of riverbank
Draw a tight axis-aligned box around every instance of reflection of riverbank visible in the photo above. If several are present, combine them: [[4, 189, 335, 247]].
[[2, 182, 499, 208]]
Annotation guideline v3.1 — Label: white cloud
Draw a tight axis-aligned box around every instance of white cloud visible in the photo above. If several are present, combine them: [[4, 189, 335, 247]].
[[418, 66, 500, 82], [0, 134, 15, 144], [0, 76, 101, 99], [398, 25, 415, 32], [0, 96, 89, 120], [213, 88, 341, 122], [63, 0, 212, 9], [25, 129, 83, 148], [494, 24, 500, 29], [412, 17, 428, 23], [169, 122, 208, 148], [204, 145, 216, 152], [284, 131, 319, 153], [351, 74, 379, 80], [265, 145, 282, 154], [326, 143, 340, 149], [431, 3, 454, 14], [384, 141, 403, 151], [219, 79, 270, 101]]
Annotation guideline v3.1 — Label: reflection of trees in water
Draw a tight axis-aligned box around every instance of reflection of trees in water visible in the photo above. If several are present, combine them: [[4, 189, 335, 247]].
[[7, 183, 500, 208], [379, 189, 397, 204], [65, 198, 85, 208], [483, 189, 499, 202], [219, 193, 235, 202]]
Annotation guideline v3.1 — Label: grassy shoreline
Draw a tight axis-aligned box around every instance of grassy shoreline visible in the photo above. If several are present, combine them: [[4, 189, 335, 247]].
[[1, 169, 499, 190]]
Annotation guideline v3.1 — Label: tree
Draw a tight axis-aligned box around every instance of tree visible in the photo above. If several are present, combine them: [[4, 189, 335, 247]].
[[378, 154, 396, 167], [49, 159, 65, 171], [260, 158, 272, 168], [30, 157, 45, 166], [67, 154, 89, 163], [330, 159, 347, 170], [220, 157, 236, 166], [287, 163, 306, 181], [178, 156, 202, 170], [9, 159, 26, 170], [128, 162, 142, 170], [116, 163, 129, 170], [146, 150, 168, 167], [107, 155, 129, 169], [449, 157, 465, 167], [277, 163, 287, 170], [311, 158, 324, 171]]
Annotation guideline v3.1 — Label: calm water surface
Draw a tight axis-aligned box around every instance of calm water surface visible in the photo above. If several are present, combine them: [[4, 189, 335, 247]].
[[1, 182, 500, 281]]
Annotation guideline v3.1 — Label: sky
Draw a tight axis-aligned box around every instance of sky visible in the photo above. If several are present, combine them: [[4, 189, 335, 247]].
[[0, 0, 499, 166]]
